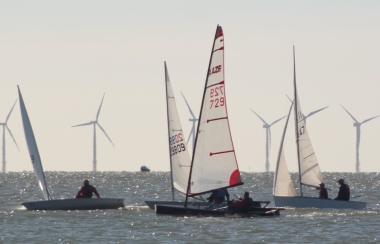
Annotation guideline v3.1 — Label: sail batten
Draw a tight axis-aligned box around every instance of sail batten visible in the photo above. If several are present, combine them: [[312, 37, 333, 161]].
[[187, 26, 242, 197]]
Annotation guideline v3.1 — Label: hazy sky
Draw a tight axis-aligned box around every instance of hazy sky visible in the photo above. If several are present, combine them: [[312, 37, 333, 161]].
[[1, 1, 379, 172]]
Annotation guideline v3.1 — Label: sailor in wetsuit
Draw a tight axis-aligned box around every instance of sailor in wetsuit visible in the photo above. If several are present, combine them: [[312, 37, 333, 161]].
[[76, 179, 100, 198]]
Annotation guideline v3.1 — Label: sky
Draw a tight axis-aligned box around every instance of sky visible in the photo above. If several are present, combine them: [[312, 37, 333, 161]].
[[1, 1, 380, 172]]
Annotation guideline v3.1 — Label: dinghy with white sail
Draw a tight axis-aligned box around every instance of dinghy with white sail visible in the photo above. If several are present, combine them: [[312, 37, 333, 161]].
[[156, 26, 283, 216], [273, 47, 366, 209], [144, 62, 197, 209], [18, 86, 124, 210]]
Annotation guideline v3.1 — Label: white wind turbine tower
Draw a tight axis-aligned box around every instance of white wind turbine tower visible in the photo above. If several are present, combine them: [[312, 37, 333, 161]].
[[341, 105, 379, 172], [72, 93, 114, 172], [181, 92, 198, 151], [0, 100, 19, 172], [250, 109, 286, 172]]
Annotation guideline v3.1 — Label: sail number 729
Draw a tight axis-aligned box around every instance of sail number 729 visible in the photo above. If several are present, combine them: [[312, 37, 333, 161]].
[[210, 85, 225, 109]]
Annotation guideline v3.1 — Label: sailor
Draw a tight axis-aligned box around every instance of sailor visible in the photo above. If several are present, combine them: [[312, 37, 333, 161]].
[[231, 191, 252, 210], [318, 183, 328, 199], [334, 179, 350, 201], [215, 188, 230, 203], [207, 190, 218, 202], [76, 179, 100, 198]]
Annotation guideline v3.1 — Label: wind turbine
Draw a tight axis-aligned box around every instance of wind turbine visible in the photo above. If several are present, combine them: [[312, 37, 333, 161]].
[[0, 100, 19, 172], [250, 109, 286, 172], [341, 105, 379, 172], [286, 94, 329, 125], [181, 92, 198, 151], [72, 93, 114, 172]]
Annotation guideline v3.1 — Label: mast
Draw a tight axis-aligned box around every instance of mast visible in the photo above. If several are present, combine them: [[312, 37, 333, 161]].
[[293, 46, 303, 197], [165, 62, 175, 201], [184, 25, 220, 207]]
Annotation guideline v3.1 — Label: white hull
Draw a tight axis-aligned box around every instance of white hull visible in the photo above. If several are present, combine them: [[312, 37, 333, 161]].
[[274, 196, 366, 209], [22, 198, 125, 210], [144, 200, 227, 210]]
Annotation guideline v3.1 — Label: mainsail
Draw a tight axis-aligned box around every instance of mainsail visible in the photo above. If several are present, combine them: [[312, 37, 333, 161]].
[[18, 86, 52, 200], [293, 47, 324, 190], [187, 25, 242, 196], [273, 103, 296, 196], [165, 62, 191, 195]]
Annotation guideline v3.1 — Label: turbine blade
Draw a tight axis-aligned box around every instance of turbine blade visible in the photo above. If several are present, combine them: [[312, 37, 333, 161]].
[[5, 99, 18, 123], [268, 128, 271, 150], [270, 116, 286, 126], [285, 94, 293, 103], [305, 106, 329, 118], [340, 105, 358, 123], [181, 92, 197, 119], [250, 109, 268, 125], [6, 125, 20, 151], [97, 122, 115, 147], [72, 121, 94, 127], [362, 115, 380, 124], [186, 129, 192, 145], [96, 93, 105, 121]]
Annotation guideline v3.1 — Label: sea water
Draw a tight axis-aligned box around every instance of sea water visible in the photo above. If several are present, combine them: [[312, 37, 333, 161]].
[[0, 171, 379, 243]]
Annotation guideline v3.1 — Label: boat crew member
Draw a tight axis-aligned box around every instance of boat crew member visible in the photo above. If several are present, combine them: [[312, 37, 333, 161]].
[[207, 190, 218, 202], [207, 189, 230, 203], [215, 188, 230, 203], [76, 179, 100, 198], [318, 183, 328, 199], [334, 179, 350, 201], [231, 191, 252, 209]]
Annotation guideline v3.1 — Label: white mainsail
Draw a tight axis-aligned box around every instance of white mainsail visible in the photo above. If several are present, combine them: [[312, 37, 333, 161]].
[[165, 62, 191, 195], [18, 86, 52, 200], [293, 46, 324, 190], [188, 26, 242, 196], [294, 94, 324, 188], [273, 103, 296, 196]]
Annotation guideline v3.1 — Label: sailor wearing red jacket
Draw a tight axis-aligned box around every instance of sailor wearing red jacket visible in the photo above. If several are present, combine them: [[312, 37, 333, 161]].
[[76, 179, 100, 198]]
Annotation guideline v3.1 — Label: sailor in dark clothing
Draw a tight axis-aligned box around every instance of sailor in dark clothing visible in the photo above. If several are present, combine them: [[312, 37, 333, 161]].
[[207, 189, 230, 203], [318, 183, 328, 199], [334, 179, 350, 201], [76, 179, 100, 198]]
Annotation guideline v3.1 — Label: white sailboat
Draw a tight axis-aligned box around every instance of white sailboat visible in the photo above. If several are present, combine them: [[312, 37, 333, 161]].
[[273, 47, 366, 209], [156, 26, 282, 216], [145, 62, 197, 209], [18, 86, 124, 210]]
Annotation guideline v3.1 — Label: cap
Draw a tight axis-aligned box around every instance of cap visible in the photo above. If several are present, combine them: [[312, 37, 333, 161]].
[[337, 179, 344, 183], [319, 183, 325, 187]]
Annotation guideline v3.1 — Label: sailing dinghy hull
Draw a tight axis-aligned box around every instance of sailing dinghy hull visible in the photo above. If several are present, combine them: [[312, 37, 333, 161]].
[[274, 196, 366, 209], [155, 202, 283, 217], [144, 200, 228, 210], [22, 198, 125, 210]]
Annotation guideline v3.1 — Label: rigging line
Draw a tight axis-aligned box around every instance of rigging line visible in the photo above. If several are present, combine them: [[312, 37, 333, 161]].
[[206, 81, 224, 89], [210, 150, 234, 156]]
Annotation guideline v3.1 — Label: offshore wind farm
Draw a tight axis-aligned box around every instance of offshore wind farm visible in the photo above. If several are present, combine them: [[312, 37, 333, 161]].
[[1, 1, 380, 173]]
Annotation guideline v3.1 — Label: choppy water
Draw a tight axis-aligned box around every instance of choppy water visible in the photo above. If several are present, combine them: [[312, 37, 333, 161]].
[[0, 172, 379, 243]]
